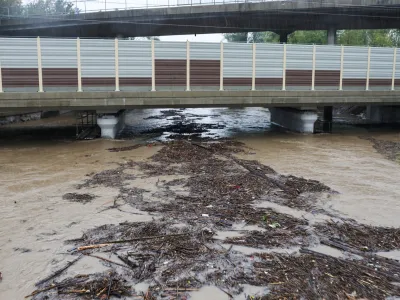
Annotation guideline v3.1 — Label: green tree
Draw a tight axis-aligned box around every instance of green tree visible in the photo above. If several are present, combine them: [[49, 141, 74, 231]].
[[24, 0, 75, 15], [288, 31, 327, 45], [224, 32, 248, 43], [225, 29, 399, 47], [224, 32, 279, 43], [0, 0, 22, 16]]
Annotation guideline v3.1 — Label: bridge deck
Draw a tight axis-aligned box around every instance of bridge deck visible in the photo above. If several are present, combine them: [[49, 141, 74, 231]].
[[1, 90, 399, 111], [1, 0, 400, 37]]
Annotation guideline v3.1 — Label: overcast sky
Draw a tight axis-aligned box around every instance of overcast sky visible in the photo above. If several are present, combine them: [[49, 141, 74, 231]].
[[23, 0, 226, 42]]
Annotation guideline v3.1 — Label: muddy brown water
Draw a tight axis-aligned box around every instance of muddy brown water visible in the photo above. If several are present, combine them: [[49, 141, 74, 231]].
[[0, 108, 400, 299]]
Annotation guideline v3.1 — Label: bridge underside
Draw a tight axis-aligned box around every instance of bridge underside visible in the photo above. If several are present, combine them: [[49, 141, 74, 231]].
[[1, 91, 399, 112], [1, 1, 400, 37]]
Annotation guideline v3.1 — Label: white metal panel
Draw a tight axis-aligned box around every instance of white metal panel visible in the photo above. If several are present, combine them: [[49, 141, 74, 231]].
[[81, 39, 114, 77], [315, 45, 341, 71], [154, 41, 186, 60], [119, 40, 151, 77], [255, 44, 284, 78], [41, 38, 77, 68], [0, 38, 38, 68], [286, 44, 313, 70], [343, 46, 368, 78], [395, 48, 400, 80], [190, 42, 220, 60], [224, 43, 252, 78], [369, 47, 393, 79]]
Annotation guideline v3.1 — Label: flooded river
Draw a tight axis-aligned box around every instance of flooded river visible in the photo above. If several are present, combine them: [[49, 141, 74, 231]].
[[0, 107, 399, 299]]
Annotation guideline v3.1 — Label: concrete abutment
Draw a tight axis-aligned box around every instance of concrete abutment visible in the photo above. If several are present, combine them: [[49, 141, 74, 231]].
[[96, 110, 126, 139]]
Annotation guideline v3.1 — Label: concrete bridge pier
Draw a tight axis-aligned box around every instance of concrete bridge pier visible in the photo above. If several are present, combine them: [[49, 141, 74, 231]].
[[97, 110, 126, 139], [327, 27, 337, 45], [269, 107, 318, 133], [366, 105, 400, 123], [321, 106, 333, 133]]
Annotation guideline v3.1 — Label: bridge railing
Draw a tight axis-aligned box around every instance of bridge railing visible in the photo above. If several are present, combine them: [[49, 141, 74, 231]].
[[0, 37, 398, 93], [1, 0, 281, 18]]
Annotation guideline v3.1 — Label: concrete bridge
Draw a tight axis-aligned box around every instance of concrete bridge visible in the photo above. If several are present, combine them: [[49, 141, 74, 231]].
[[0, 0, 400, 39], [0, 37, 399, 137]]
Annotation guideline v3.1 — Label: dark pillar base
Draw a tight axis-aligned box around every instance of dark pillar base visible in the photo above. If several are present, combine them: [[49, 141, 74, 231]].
[[321, 106, 333, 133], [280, 33, 288, 44]]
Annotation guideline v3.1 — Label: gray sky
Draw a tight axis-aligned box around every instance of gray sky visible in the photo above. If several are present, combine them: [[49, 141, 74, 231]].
[[23, 0, 226, 42]]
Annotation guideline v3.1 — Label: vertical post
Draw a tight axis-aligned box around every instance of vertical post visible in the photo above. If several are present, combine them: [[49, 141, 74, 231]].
[[339, 45, 344, 91], [0, 60, 3, 93], [282, 43, 286, 91], [151, 39, 156, 91], [311, 44, 316, 91], [366, 46, 371, 91], [186, 40, 190, 91], [77, 38, 82, 92], [37, 36, 44, 92], [219, 42, 224, 91], [114, 38, 120, 92], [391, 47, 397, 91], [252, 43, 256, 91]]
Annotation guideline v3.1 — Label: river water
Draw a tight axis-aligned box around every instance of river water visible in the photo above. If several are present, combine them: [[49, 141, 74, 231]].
[[0, 107, 399, 299]]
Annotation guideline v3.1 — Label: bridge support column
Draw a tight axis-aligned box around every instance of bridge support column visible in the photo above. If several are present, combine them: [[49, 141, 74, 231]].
[[327, 27, 337, 45], [321, 106, 333, 132], [97, 110, 125, 139], [366, 105, 400, 123], [277, 31, 291, 44], [269, 107, 318, 133]]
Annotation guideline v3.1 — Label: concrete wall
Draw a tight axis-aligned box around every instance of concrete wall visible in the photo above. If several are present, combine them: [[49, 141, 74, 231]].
[[1, 90, 400, 112]]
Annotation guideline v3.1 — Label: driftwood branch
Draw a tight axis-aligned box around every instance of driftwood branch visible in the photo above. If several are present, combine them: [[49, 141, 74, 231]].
[[35, 255, 83, 286]]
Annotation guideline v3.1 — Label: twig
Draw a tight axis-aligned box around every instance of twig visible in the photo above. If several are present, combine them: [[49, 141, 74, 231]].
[[78, 243, 112, 251], [107, 277, 113, 300], [78, 232, 193, 251], [218, 286, 233, 299], [86, 254, 129, 269], [35, 255, 83, 286], [25, 283, 65, 298], [116, 253, 138, 269]]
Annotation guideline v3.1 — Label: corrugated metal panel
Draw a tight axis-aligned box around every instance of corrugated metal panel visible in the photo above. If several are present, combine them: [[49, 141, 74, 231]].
[[343, 46, 368, 78], [41, 38, 77, 68], [119, 40, 151, 78], [190, 43, 220, 87], [315, 45, 341, 71], [286, 44, 313, 70], [155, 41, 186, 60], [191, 42, 220, 60], [81, 39, 114, 77], [0, 38, 38, 68], [256, 44, 284, 78], [395, 48, 400, 81], [224, 43, 252, 78], [315, 45, 341, 88], [369, 47, 393, 79]]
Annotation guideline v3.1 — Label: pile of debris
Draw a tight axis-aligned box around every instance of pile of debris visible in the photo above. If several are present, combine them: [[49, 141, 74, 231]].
[[29, 140, 400, 299]]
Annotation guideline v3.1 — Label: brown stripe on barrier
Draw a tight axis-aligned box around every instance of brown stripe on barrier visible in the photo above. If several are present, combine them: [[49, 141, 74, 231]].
[[120, 78, 152, 86], [369, 79, 392, 86], [315, 70, 340, 86], [286, 70, 312, 86], [191, 60, 220, 86], [82, 77, 115, 86], [342, 79, 366, 86], [256, 78, 283, 86], [43, 68, 78, 86], [224, 78, 252, 86], [155, 59, 186, 85], [2, 68, 39, 87]]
